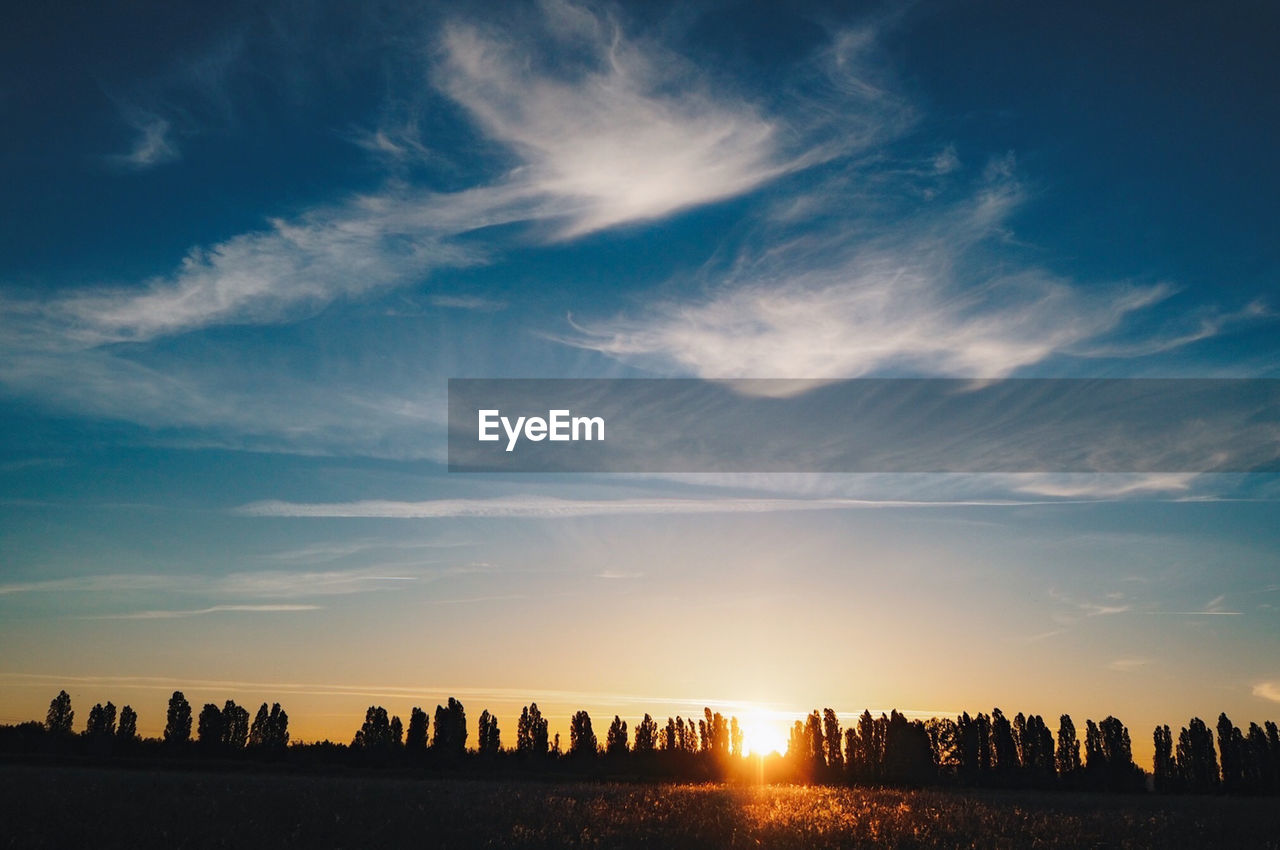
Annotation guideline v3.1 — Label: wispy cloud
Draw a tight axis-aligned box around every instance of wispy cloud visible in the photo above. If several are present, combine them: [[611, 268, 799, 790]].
[[435, 8, 810, 239], [426, 294, 507, 311], [618, 471, 1240, 505], [234, 494, 1070, 519], [932, 145, 960, 175], [1010, 473, 1199, 498], [1149, 595, 1245, 616], [595, 569, 643, 580], [1106, 657, 1150, 672], [0, 568, 423, 599], [99, 604, 321, 620], [1050, 588, 1132, 619], [108, 111, 180, 170], [262, 538, 472, 564], [1205, 594, 1232, 613], [0, 574, 177, 597], [1074, 300, 1272, 358], [35, 199, 483, 345], [0, 346, 451, 459], [1254, 682, 1280, 704], [558, 159, 1207, 387]]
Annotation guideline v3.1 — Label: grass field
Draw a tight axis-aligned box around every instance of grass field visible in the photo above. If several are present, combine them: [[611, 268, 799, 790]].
[[3, 764, 1279, 848]]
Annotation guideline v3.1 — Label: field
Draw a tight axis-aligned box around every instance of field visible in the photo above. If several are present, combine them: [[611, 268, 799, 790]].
[[3, 764, 1279, 848]]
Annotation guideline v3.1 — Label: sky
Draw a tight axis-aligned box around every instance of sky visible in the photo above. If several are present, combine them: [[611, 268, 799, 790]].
[[2, 0, 1278, 762]]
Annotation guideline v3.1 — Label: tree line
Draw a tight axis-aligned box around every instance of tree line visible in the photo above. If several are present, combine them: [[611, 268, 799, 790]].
[[6, 689, 1279, 795], [37, 690, 290, 755]]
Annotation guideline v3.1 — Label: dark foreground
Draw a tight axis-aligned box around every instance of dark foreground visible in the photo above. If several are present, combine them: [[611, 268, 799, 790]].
[[3, 764, 1279, 849]]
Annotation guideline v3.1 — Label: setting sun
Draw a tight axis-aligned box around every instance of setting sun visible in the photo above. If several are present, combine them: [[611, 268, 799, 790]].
[[738, 706, 790, 757]]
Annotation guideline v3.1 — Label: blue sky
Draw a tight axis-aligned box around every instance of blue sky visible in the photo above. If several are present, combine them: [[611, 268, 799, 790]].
[[1, 0, 1278, 754]]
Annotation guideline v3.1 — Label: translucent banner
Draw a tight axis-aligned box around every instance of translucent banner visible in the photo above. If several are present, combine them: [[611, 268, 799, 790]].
[[447, 378, 1280, 473]]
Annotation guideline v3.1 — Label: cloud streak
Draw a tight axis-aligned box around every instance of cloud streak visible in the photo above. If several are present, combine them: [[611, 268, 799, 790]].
[[1050, 588, 1133, 620], [236, 493, 1099, 519], [0, 568, 423, 599], [98, 604, 321, 620], [1106, 658, 1150, 672]]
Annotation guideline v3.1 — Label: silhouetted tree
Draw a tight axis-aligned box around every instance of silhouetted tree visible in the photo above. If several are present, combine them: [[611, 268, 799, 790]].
[[925, 717, 959, 774], [991, 709, 1018, 774], [668, 717, 685, 753], [730, 716, 743, 759], [1056, 715, 1081, 778], [679, 716, 697, 753], [86, 702, 117, 737], [222, 700, 249, 749], [804, 711, 825, 776], [883, 710, 934, 786], [517, 703, 549, 756], [249, 702, 289, 751], [1260, 721, 1280, 793], [46, 690, 74, 736], [1084, 719, 1104, 773], [1013, 712, 1028, 767], [354, 706, 393, 750], [705, 709, 729, 762], [1078, 715, 1139, 790], [855, 709, 884, 781], [1218, 713, 1243, 793], [406, 707, 429, 753], [823, 709, 843, 772], [250, 703, 270, 747], [164, 691, 192, 745], [272, 703, 290, 748], [1100, 717, 1133, 764], [116, 705, 137, 743], [1153, 724, 1177, 792], [606, 715, 628, 757], [661, 717, 678, 752], [843, 726, 858, 779], [974, 712, 992, 774], [955, 712, 978, 781], [1021, 715, 1056, 782], [634, 713, 658, 755], [569, 710, 596, 758], [1244, 723, 1267, 793], [432, 698, 467, 757], [1176, 717, 1218, 793], [787, 720, 806, 767], [197, 703, 223, 747], [478, 710, 501, 755], [390, 715, 403, 747]]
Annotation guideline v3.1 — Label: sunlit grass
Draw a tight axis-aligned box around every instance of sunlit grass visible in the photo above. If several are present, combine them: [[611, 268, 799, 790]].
[[5, 766, 1280, 848]]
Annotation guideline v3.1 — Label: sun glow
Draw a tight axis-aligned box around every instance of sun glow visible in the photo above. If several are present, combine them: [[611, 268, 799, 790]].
[[738, 706, 790, 757]]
